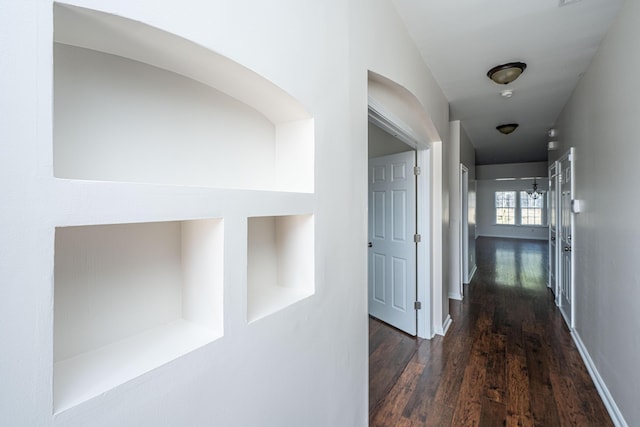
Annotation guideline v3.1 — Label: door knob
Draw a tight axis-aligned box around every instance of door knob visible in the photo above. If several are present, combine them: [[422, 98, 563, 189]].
[[368, 242, 373, 248]]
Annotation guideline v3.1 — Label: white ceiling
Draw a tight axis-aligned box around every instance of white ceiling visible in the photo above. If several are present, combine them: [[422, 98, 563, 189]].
[[391, 0, 624, 165]]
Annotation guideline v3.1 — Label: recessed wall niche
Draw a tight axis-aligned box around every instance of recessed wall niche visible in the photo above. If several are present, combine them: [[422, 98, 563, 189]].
[[53, 4, 314, 193], [53, 219, 223, 413], [247, 214, 315, 322]]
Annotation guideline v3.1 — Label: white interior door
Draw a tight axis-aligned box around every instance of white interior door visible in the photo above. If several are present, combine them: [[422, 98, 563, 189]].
[[368, 151, 417, 335], [548, 162, 559, 298], [558, 149, 574, 327]]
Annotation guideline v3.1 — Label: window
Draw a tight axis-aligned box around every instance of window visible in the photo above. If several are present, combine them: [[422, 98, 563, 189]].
[[495, 190, 546, 226], [495, 191, 516, 224], [520, 191, 544, 225]]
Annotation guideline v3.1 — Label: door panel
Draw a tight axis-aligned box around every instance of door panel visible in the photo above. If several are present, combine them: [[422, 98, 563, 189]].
[[373, 253, 385, 303], [392, 190, 407, 240], [368, 151, 417, 335], [392, 257, 407, 310]]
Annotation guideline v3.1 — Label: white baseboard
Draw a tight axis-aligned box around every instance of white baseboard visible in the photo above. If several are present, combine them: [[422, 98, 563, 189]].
[[477, 233, 548, 241], [436, 314, 452, 336], [448, 292, 463, 301], [467, 264, 477, 283], [572, 330, 628, 427]]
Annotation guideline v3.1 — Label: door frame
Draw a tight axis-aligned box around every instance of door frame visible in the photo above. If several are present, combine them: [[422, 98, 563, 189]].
[[548, 161, 560, 299], [557, 147, 575, 329], [368, 99, 432, 339], [459, 164, 469, 291]]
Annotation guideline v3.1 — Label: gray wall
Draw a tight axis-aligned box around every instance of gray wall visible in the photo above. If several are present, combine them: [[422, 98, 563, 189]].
[[460, 125, 476, 180], [447, 121, 477, 299], [550, 1, 638, 424], [460, 125, 477, 280], [476, 161, 547, 180]]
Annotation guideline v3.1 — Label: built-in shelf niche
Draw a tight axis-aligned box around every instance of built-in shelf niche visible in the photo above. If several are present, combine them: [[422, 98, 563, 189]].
[[247, 214, 315, 322], [53, 219, 223, 413], [53, 4, 314, 193]]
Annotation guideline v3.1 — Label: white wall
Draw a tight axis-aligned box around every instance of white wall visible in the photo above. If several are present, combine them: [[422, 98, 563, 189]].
[[0, 1, 450, 426], [550, 1, 638, 424]]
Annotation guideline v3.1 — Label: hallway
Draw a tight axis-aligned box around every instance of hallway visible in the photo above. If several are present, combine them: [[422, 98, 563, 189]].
[[369, 237, 612, 426]]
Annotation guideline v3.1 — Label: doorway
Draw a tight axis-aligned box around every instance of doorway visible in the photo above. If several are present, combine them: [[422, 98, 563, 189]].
[[368, 149, 417, 335], [367, 101, 431, 338]]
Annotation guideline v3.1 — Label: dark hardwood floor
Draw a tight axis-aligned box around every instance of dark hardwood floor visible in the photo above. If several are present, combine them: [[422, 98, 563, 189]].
[[369, 237, 613, 427]]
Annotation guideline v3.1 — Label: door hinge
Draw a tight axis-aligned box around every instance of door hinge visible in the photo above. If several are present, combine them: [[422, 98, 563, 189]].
[[414, 233, 421, 243], [413, 166, 421, 175], [414, 301, 422, 310]]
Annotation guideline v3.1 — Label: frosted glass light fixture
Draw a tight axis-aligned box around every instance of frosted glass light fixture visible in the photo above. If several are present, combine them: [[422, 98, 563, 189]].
[[496, 123, 519, 135], [487, 62, 527, 85]]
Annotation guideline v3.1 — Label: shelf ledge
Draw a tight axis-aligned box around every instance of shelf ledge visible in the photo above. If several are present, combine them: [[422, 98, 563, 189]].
[[54, 320, 220, 414]]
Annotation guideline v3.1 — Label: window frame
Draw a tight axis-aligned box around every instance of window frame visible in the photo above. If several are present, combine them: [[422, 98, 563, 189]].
[[495, 190, 517, 225]]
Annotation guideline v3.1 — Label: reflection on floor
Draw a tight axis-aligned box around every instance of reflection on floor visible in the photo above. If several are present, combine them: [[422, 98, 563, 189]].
[[369, 237, 612, 426]]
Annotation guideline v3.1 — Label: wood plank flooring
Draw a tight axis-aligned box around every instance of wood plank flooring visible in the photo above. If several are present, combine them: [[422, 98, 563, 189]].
[[369, 237, 612, 427]]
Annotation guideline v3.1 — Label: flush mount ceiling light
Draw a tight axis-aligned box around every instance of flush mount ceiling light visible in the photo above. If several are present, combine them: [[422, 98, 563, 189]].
[[487, 62, 527, 85], [496, 123, 519, 135]]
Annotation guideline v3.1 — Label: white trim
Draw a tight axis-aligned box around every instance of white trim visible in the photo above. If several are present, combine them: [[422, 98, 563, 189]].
[[416, 148, 432, 339], [436, 314, 452, 336], [459, 164, 469, 291], [572, 330, 628, 427], [476, 233, 548, 241], [430, 141, 444, 338], [468, 264, 477, 282], [368, 98, 425, 148], [548, 161, 559, 294], [491, 224, 549, 229], [557, 147, 575, 328], [570, 148, 576, 328], [448, 292, 463, 301]]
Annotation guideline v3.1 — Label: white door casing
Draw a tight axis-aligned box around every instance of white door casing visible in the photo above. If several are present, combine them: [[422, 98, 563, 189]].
[[368, 151, 417, 335], [549, 161, 559, 299], [558, 148, 574, 328], [460, 164, 469, 289]]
